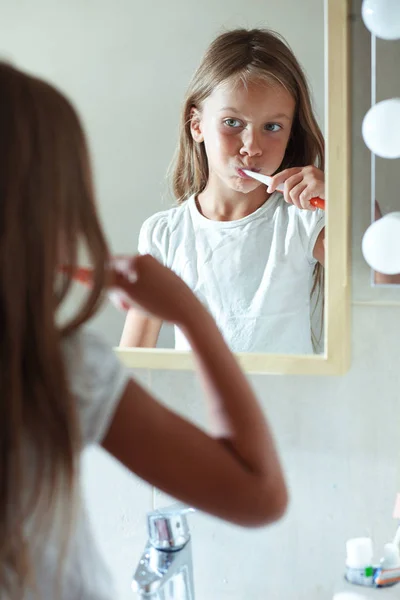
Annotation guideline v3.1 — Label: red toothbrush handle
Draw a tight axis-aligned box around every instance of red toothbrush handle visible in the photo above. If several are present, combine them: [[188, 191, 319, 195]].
[[310, 197, 325, 210], [59, 265, 133, 312], [60, 265, 93, 284]]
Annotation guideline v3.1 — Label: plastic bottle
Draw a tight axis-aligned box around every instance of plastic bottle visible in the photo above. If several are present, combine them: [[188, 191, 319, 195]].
[[344, 537, 374, 587]]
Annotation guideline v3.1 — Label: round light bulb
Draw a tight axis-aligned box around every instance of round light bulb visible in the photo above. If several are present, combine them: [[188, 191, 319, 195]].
[[362, 213, 400, 274], [362, 0, 400, 40], [362, 99, 400, 159]]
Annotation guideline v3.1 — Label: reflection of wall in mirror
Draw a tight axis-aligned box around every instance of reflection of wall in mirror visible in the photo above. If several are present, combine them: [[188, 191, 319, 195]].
[[374, 39, 400, 284], [0, 0, 324, 345]]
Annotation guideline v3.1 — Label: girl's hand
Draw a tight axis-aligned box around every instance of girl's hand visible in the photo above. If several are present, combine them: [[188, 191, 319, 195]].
[[110, 254, 202, 327], [267, 166, 325, 211]]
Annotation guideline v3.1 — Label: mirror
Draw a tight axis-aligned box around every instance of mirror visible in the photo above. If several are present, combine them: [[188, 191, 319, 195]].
[[0, 0, 349, 374], [119, 9, 326, 356], [369, 38, 400, 285]]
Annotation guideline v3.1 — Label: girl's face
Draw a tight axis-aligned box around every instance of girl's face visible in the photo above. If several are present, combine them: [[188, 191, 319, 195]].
[[191, 78, 295, 195]]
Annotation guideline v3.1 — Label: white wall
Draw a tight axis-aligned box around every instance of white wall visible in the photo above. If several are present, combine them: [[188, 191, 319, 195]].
[[81, 4, 400, 600]]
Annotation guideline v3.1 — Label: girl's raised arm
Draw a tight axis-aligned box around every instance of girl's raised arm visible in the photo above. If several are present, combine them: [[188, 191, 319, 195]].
[[103, 255, 288, 527]]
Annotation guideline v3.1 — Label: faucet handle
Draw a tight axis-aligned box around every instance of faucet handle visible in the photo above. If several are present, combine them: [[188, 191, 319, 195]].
[[147, 504, 195, 551]]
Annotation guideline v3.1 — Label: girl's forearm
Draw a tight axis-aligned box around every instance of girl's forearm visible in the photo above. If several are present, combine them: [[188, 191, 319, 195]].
[[181, 307, 284, 480]]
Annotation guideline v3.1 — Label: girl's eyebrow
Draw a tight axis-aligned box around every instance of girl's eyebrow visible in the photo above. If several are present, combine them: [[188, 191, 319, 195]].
[[219, 106, 240, 113], [266, 113, 292, 121], [218, 107, 292, 121]]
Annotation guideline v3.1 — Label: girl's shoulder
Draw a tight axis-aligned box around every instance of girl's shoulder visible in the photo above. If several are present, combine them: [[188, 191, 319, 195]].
[[139, 199, 192, 244], [274, 196, 325, 234], [62, 328, 130, 445], [290, 204, 325, 263], [292, 204, 325, 236]]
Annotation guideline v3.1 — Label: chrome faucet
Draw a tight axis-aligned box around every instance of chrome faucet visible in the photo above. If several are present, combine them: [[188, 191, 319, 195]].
[[132, 504, 195, 599]]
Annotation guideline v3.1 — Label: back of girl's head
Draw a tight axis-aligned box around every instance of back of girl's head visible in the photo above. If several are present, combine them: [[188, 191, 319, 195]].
[[171, 28, 324, 203], [0, 62, 108, 597]]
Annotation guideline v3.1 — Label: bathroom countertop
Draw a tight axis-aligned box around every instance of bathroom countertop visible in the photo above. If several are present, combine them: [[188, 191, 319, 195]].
[[334, 581, 400, 598]]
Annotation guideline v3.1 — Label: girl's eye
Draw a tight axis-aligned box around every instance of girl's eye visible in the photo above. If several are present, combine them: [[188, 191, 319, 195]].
[[223, 118, 242, 128], [265, 123, 282, 132]]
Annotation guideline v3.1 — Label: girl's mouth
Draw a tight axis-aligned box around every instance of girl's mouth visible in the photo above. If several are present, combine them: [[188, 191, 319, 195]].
[[237, 168, 260, 179]]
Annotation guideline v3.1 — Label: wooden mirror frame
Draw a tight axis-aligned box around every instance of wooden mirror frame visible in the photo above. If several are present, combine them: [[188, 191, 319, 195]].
[[116, 0, 350, 375]]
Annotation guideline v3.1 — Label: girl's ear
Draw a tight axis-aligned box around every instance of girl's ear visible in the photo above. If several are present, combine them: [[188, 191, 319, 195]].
[[189, 107, 204, 143]]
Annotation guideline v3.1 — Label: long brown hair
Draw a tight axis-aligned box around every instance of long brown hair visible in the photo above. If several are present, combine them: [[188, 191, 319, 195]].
[[171, 28, 325, 350], [0, 62, 109, 597]]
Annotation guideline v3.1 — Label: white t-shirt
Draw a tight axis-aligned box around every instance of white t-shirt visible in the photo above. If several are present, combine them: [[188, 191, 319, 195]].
[[139, 194, 325, 354], [23, 329, 130, 600]]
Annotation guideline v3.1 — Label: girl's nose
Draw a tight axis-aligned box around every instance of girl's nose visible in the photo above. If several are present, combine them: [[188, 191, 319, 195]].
[[239, 128, 262, 157]]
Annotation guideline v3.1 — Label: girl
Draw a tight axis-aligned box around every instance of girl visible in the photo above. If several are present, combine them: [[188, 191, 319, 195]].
[[0, 62, 287, 599], [120, 28, 326, 354]]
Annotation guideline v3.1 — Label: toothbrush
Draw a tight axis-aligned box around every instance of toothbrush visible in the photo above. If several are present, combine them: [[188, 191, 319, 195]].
[[59, 264, 135, 312], [60, 265, 93, 284], [242, 169, 325, 211]]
